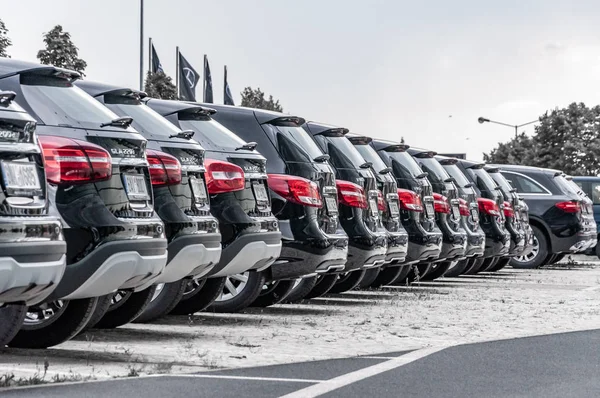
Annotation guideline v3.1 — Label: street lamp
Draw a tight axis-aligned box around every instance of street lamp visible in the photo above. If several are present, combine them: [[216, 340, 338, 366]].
[[478, 116, 538, 139]]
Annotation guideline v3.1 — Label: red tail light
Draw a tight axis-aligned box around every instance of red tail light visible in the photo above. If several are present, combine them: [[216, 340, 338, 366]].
[[503, 201, 514, 218], [377, 190, 386, 212], [555, 201, 580, 213], [204, 159, 245, 194], [477, 198, 501, 216], [38, 135, 112, 185], [458, 198, 470, 217], [397, 188, 423, 212], [433, 193, 450, 214], [336, 180, 367, 209], [146, 149, 182, 187], [267, 174, 322, 207]]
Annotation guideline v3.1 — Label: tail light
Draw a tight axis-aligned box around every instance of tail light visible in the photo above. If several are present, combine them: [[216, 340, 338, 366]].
[[146, 149, 182, 187], [377, 190, 386, 212], [555, 201, 580, 213], [38, 135, 112, 185], [336, 180, 367, 209], [204, 159, 245, 194], [397, 188, 423, 212], [458, 198, 470, 217], [433, 193, 450, 214], [477, 198, 501, 216], [503, 201, 514, 218], [267, 174, 322, 207]]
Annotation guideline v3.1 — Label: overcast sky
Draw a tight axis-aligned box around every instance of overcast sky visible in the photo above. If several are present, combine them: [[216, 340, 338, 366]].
[[3, 0, 600, 159]]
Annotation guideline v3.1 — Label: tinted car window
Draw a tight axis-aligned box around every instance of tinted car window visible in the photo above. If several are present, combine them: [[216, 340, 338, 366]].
[[469, 168, 498, 192], [444, 164, 470, 188], [490, 172, 514, 195], [273, 125, 323, 160], [355, 144, 388, 173], [554, 175, 580, 196], [104, 96, 182, 137], [179, 114, 247, 151], [591, 183, 600, 204], [416, 157, 450, 185], [327, 136, 369, 168], [503, 172, 547, 194], [387, 151, 424, 178]]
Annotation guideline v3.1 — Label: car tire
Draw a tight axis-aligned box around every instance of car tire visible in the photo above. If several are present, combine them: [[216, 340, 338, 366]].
[[510, 226, 550, 269], [304, 274, 339, 299], [9, 298, 97, 349], [464, 258, 485, 274], [547, 253, 565, 265], [480, 257, 499, 272], [0, 304, 26, 346], [93, 286, 157, 329], [402, 263, 431, 283], [443, 260, 469, 277], [421, 261, 452, 281], [208, 271, 266, 313], [283, 277, 318, 303], [328, 270, 366, 294], [134, 279, 188, 323], [370, 266, 404, 288], [251, 279, 296, 307], [358, 268, 381, 289], [489, 257, 510, 272], [79, 294, 113, 332], [169, 277, 226, 315]]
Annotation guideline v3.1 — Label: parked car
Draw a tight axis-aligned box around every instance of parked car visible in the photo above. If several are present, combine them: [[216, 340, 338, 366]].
[[76, 81, 223, 323], [407, 148, 467, 279], [207, 105, 349, 303], [146, 99, 282, 312], [0, 59, 168, 348], [0, 91, 67, 346], [436, 156, 486, 276], [371, 139, 443, 281], [456, 160, 510, 273], [304, 122, 389, 292], [496, 165, 596, 268], [349, 135, 414, 287], [571, 175, 600, 257]]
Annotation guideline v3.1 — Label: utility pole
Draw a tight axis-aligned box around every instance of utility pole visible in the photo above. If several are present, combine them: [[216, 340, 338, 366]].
[[139, 0, 144, 90]]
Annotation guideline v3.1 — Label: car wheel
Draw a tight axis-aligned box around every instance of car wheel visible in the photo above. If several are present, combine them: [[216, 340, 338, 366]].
[[328, 270, 367, 293], [489, 257, 510, 272], [547, 253, 565, 265], [443, 260, 468, 277], [283, 277, 318, 303], [304, 274, 339, 299], [169, 277, 226, 315], [79, 294, 113, 332], [510, 226, 550, 269], [251, 279, 296, 307], [93, 286, 157, 329], [358, 268, 381, 289], [464, 258, 485, 274], [9, 298, 97, 348], [480, 257, 499, 272], [0, 304, 26, 346], [134, 279, 188, 323], [421, 261, 453, 281], [208, 271, 266, 313], [370, 266, 404, 288], [401, 263, 431, 283]]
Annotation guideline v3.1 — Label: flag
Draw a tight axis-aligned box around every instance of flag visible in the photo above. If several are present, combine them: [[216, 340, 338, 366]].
[[178, 52, 199, 101], [224, 65, 235, 105], [203, 55, 213, 103], [151, 43, 164, 74]]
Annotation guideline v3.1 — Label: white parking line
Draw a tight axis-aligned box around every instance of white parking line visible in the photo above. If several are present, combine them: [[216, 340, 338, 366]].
[[279, 345, 449, 398], [176, 374, 324, 383]]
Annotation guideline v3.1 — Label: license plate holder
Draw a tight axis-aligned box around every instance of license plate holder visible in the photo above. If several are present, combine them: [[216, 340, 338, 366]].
[[122, 174, 150, 201], [369, 198, 379, 216], [189, 176, 207, 203], [389, 200, 399, 217], [451, 204, 460, 219], [425, 202, 435, 218], [471, 208, 479, 222], [325, 196, 338, 214], [253, 183, 269, 203], [1, 161, 41, 195]]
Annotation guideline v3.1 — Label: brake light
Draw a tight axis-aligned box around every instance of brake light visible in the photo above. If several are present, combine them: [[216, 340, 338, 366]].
[[38, 135, 112, 185], [555, 201, 580, 213], [377, 190, 386, 212], [458, 198, 470, 217], [336, 180, 367, 209], [477, 198, 501, 216], [146, 149, 182, 187], [397, 188, 423, 212], [204, 159, 245, 194], [433, 193, 450, 214], [267, 174, 322, 207], [503, 201, 514, 218]]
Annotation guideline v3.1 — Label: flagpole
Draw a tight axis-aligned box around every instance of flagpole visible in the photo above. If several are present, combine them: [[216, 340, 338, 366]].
[[175, 46, 180, 99], [223, 65, 227, 104], [139, 0, 144, 90], [148, 37, 152, 78], [203, 54, 207, 103]]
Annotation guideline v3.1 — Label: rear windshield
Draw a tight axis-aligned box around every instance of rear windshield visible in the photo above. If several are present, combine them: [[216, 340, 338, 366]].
[[415, 157, 450, 185], [468, 168, 499, 192], [554, 175, 580, 196], [387, 151, 425, 178], [354, 144, 388, 173], [443, 164, 471, 188], [179, 114, 247, 152], [270, 125, 324, 161], [489, 172, 515, 196], [20, 74, 121, 128], [326, 136, 369, 169]]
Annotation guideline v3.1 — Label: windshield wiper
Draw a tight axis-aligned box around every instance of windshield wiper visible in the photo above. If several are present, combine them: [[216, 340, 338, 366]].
[[235, 141, 258, 151], [444, 177, 456, 183], [416, 172, 428, 179], [100, 116, 133, 129], [359, 162, 373, 169], [169, 130, 195, 140], [313, 154, 330, 162], [379, 167, 392, 175]]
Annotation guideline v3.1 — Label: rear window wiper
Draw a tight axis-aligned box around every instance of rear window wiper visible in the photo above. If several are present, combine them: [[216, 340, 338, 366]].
[[463, 183, 474, 188], [444, 177, 456, 183], [0, 91, 16, 105], [100, 116, 133, 129], [359, 162, 373, 169], [416, 172, 429, 179], [235, 141, 258, 151], [169, 130, 195, 140], [379, 167, 392, 175], [313, 154, 330, 162]]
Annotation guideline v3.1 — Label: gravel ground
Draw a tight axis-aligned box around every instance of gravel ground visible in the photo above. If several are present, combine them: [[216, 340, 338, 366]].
[[1, 255, 599, 385]]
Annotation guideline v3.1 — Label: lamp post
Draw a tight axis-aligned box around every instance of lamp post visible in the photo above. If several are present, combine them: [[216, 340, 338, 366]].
[[139, 0, 144, 91], [477, 117, 538, 139]]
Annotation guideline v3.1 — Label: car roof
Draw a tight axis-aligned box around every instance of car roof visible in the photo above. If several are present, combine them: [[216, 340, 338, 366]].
[[75, 80, 141, 98], [198, 103, 305, 125], [303, 121, 349, 136], [0, 58, 80, 80], [145, 98, 214, 117], [370, 138, 410, 151], [490, 164, 562, 175], [406, 146, 437, 157]]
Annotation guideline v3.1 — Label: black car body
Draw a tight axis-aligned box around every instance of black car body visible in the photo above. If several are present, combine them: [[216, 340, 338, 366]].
[[76, 81, 222, 285], [371, 139, 442, 264], [207, 105, 348, 279], [304, 122, 388, 271], [408, 149, 467, 262]]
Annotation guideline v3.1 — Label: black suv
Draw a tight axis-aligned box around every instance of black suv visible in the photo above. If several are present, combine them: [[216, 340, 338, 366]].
[[371, 139, 443, 280], [207, 105, 349, 303], [0, 92, 66, 346], [305, 122, 389, 292], [497, 165, 596, 268], [0, 59, 168, 348], [76, 81, 222, 323], [146, 99, 282, 312]]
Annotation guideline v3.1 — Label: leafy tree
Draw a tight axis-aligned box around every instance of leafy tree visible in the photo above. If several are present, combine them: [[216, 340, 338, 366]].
[[144, 71, 177, 100], [37, 25, 87, 75], [0, 19, 11, 58], [240, 87, 283, 112], [483, 133, 535, 165]]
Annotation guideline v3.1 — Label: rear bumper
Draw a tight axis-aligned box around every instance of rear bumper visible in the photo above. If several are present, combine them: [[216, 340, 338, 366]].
[[0, 241, 66, 306], [48, 238, 168, 301], [406, 229, 443, 264], [157, 232, 222, 283], [344, 232, 387, 271], [385, 230, 409, 265]]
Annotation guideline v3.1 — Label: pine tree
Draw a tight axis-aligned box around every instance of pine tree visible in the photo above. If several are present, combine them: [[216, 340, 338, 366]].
[[0, 18, 12, 58], [240, 87, 283, 112]]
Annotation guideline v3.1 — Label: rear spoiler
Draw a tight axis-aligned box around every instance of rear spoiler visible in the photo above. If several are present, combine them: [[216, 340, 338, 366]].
[[265, 116, 305, 127], [381, 143, 410, 152], [346, 135, 372, 145], [436, 157, 459, 166], [411, 150, 437, 158]]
